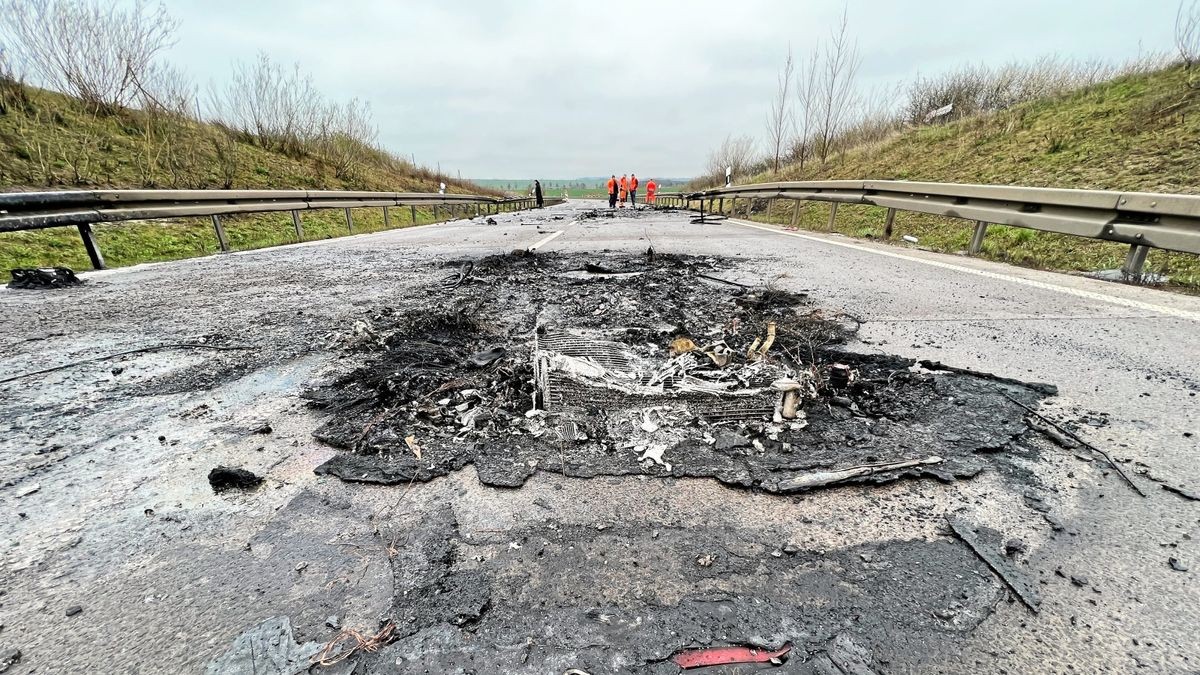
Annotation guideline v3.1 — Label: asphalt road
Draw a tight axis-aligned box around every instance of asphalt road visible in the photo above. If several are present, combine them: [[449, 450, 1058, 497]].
[[1, 200, 1198, 673]]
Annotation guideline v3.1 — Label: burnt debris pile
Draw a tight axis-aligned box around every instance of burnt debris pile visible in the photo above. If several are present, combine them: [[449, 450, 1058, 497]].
[[308, 251, 1054, 492], [7, 267, 83, 289]]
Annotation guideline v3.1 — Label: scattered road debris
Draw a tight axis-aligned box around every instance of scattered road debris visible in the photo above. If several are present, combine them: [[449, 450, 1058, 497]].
[[0, 649, 21, 674], [1161, 483, 1200, 501], [1004, 538, 1027, 556], [0, 342, 251, 385], [313, 621, 397, 667], [64, 605, 83, 617], [207, 466, 264, 493], [946, 513, 1041, 613], [6, 267, 82, 290], [778, 456, 943, 492], [15, 483, 39, 498], [204, 617, 322, 675], [467, 345, 506, 367], [669, 643, 791, 669], [1169, 557, 1189, 572], [404, 435, 422, 460], [1002, 394, 1146, 496]]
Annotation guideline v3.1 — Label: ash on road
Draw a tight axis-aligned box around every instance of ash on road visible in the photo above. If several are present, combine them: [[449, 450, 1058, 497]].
[[1, 201, 1198, 674]]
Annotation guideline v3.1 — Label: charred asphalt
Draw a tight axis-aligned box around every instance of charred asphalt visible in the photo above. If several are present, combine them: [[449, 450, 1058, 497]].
[[1, 200, 1198, 674]]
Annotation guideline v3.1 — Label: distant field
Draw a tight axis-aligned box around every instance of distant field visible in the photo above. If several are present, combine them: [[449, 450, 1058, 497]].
[[471, 177, 690, 199]]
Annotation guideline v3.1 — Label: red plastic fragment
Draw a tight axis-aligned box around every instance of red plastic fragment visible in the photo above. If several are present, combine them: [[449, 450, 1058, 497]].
[[670, 644, 791, 669]]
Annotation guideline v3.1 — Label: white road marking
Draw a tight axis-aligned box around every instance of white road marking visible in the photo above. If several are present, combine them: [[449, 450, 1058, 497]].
[[725, 218, 1200, 323], [528, 221, 575, 251]]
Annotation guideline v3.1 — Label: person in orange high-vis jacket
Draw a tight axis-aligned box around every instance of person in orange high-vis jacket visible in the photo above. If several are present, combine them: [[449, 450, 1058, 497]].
[[619, 174, 629, 207], [606, 175, 618, 208], [629, 173, 639, 205], [646, 178, 657, 204]]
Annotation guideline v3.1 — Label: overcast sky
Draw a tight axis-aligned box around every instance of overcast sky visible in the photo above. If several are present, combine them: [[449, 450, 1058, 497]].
[[164, 0, 1180, 180]]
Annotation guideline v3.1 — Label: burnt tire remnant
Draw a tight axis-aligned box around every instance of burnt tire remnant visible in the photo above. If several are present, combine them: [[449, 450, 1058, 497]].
[[307, 252, 1055, 494]]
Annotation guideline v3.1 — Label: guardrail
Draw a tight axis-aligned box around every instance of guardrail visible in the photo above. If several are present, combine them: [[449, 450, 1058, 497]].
[[0, 189, 560, 270], [655, 180, 1200, 276]]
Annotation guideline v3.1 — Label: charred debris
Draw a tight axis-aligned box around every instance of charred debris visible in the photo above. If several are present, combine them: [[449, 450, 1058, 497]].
[[307, 251, 1055, 493]]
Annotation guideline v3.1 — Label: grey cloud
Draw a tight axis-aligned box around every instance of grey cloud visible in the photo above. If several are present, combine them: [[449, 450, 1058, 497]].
[[163, 0, 1178, 178]]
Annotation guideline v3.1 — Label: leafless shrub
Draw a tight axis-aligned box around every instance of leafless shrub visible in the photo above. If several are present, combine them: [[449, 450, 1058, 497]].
[[316, 98, 378, 179], [705, 134, 757, 185], [838, 83, 903, 151], [208, 52, 324, 155], [211, 130, 240, 189], [134, 62, 196, 119], [765, 46, 794, 174], [0, 0, 178, 111], [0, 43, 29, 114], [902, 54, 1173, 125], [1179, 0, 1200, 68]]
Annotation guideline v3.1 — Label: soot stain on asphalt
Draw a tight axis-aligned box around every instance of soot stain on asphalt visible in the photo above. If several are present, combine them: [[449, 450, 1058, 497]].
[[306, 251, 1055, 495], [347, 507, 1003, 673]]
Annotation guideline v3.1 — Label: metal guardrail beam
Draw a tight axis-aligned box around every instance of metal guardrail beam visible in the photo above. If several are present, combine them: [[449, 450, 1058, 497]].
[[0, 189, 558, 270], [654, 180, 1200, 274]]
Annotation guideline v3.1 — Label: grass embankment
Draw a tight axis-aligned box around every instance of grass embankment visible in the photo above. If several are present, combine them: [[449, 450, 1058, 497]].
[[0, 82, 498, 271], [730, 66, 1200, 289]]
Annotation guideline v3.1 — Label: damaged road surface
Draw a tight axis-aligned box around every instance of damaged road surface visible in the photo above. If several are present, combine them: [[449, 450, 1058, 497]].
[[310, 251, 1052, 495], [3, 200, 1199, 673]]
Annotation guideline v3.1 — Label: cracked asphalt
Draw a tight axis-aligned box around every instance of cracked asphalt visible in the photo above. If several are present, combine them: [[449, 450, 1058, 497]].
[[1, 200, 1198, 673]]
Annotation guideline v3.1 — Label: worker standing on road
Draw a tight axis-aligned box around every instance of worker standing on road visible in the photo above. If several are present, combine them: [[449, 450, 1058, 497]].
[[629, 173, 639, 206], [619, 174, 629, 208], [646, 178, 657, 204], [534, 180, 544, 208], [607, 175, 618, 208]]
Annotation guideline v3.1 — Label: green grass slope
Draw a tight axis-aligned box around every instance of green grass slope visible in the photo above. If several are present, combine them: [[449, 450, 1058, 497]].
[[737, 66, 1200, 289], [0, 83, 498, 272]]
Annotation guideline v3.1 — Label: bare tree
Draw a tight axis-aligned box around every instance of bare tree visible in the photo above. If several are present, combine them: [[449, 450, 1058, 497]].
[[789, 47, 820, 176], [765, 46, 794, 174], [813, 6, 861, 166], [0, 0, 178, 111], [1178, 0, 1200, 68]]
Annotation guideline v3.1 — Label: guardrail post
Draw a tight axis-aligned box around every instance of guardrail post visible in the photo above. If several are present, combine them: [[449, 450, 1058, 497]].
[[383, 206, 391, 228], [969, 221, 988, 255], [76, 223, 106, 270], [411, 205, 418, 223], [884, 208, 896, 238], [475, 204, 481, 217], [1122, 243, 1150, 277], [790, 201, 801, 229], [730, 197, 737, 216], [211, 214, 230, 252], [827, 203, 839, 231], [433, 205, 440, 220], [291, 210, 304, 241], [344, 208, 354, 233], [769, 198, 776, 221]]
